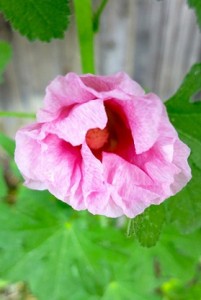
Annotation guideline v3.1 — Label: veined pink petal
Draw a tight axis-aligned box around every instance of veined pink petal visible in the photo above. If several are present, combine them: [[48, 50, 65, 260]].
[[37, 73, 96, 122], [80, 72, 145, 98], [15, 123, 47, 188], [44, 99, 108, 146], [81, 142, 112, 214], [102, 152, 160, 217], [114, 93, 163, 154]]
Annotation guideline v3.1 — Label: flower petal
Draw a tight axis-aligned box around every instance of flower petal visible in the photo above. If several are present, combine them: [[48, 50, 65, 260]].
[[114, 93, 163, 154], [37, 73, 96, 122], [45, 99, 108, 146], [81, 142, 124, 216], [102, 152, 160, 217], [15, 123, 47, 189], [15, 124, 83, 207], [80, 72, 145, 97]]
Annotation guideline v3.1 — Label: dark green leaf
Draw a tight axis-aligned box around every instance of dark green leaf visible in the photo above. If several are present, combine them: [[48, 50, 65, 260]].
[[128, 205, 165, 247], [0, 0, 70, 41], [188, 0, 201, 31], [166, 63, 201, 233], [0, 41, 12, 82], [0, 132, 15, 157]]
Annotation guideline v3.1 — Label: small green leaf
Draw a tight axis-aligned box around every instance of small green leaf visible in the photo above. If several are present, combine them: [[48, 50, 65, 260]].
[[0, 132, 15, 157], [0, 0, 70, 41], [128, 205, 165, 248], [93, 0, 108, 33], [188, 0, 201, 31], [0, 41, 12, 82], [165, 63, 201, 233]]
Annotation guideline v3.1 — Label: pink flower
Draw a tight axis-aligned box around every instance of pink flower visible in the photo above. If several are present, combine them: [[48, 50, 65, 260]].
[[15, 72, 191, 218]]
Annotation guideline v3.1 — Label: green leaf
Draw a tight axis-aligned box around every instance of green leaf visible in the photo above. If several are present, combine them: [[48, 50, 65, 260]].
[[165, 63, 201, 233], [188, 0, 201, 31], [0, 166, 7, 198], [0, 41, 12, 82], [73, 0, 95, 73], [0, 187, 132, 300], [0, 132, 15, 157], [0, 186, 200, 299], [0, 0, 70, 41], [128, 205, 165, 248], [93, 0, 108, 33]]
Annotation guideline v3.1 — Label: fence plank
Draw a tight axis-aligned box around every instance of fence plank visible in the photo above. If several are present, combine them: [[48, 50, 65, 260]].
[[0, 0, 201, 136]]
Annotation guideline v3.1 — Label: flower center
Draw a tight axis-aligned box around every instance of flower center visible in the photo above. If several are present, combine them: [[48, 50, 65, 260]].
[[86, 127, 109, 150]]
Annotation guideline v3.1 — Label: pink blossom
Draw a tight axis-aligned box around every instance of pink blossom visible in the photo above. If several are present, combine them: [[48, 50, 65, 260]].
[[15, 72, 191, 218]]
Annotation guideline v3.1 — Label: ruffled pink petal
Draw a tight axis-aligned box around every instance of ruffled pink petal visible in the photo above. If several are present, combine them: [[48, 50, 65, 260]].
[[81, 142, 122, 216], [15, 124, 83, 208], [113, 93, 163, 154], [170, 139, 191, 194], [37, 73, 96, 122], [44, 99, 108, 146], [80, 72, 145, 98], [15, 123, 47, 189], [102, 152, 160, 218], [39, 135, 82, 207]]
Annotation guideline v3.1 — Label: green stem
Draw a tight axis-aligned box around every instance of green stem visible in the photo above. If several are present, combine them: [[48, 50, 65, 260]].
[[93, 0, 109, 32], [0, 111, 35, 119], [73, 0, 95, 73], [126, 219, 134, 237]]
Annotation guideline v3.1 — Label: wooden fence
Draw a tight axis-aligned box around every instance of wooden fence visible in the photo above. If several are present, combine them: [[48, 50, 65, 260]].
[[0, 0, 201, 136]]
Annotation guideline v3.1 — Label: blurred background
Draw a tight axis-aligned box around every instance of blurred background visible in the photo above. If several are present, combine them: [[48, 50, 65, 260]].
[[0, 0, 201, 136]]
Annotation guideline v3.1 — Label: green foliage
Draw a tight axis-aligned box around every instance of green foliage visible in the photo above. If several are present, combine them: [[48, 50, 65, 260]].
[[0, 0, 70, 41], [0, 184, 200, 300], [0, 132, 15, 157], [0, 166, 7, 198], [128, 205, 165, 247], [73, 0, 95, 73], [128, 63, 201, 246], [188, 0, 201, 31], [165, 63, 201, 233], [0, 41, 12, 82]]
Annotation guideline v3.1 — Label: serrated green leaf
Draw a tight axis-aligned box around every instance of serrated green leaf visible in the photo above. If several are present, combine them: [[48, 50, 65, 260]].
[[188, 0, 201, 31], [0, 132, 15, 157], [165, 63, 201, 233], [128, 205, 165, 248], [0, 187, 137, 300], [0, 0, 70, 41], [0, 41, 12, 82], [0, 187, 200, 300]]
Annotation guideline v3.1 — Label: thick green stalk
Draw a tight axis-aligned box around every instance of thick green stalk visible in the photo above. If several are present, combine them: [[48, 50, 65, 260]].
[[73, 0, 95, 73]]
